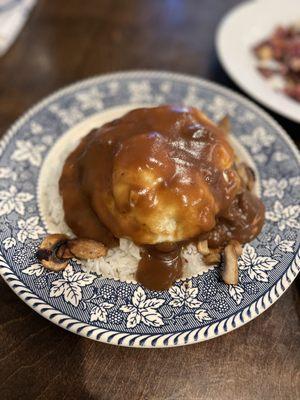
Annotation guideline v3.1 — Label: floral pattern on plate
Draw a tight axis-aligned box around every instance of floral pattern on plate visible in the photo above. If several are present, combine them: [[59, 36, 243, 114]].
[[0, 71, 299, 347]]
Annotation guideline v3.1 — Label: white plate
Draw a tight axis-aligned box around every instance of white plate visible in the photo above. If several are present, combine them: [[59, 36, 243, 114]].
[[216, 0, 300, 123]]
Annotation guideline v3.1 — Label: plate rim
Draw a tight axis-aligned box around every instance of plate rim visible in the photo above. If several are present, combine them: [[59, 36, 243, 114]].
[[215, 0, 300, 123], [0, 70, 299, 348]]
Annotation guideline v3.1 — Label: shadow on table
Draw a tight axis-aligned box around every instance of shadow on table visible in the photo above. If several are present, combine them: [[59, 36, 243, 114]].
[[1, 274, 299, 400], [0, 279, 97, 400]]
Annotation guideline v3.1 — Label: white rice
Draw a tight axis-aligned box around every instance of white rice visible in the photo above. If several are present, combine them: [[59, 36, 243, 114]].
[[40, 136, 213, 283]]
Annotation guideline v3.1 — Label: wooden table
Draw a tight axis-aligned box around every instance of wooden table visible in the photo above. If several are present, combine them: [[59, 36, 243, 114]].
[[0, 1, 299, 399]]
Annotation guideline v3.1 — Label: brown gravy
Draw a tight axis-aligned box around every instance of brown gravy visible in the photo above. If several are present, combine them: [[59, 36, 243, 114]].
[[59, 105, 265, 290], [198, 190, 265, 248], [136, 243, 183, 291]]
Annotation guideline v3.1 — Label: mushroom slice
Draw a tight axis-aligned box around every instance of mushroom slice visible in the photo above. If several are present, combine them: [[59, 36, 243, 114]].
[[56, 243, 73, 259], [236, 162, 256, 191], [218, 115, 231, 135], [37, 234, 70, 271], [230, 240, 243, 257], [67, 239, 107, 260], [203, 251, 221, 265], [222, 242, 239, 285], [197, 240, 210, 256]]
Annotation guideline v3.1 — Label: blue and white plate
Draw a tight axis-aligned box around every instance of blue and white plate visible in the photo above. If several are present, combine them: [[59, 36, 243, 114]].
[[0, 71, 299, 348]]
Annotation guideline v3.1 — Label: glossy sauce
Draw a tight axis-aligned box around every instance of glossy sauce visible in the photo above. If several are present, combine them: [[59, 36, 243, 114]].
[[199, 190, 265, 248], [136, 243, 182, 291], [59, 105, 265, 290]]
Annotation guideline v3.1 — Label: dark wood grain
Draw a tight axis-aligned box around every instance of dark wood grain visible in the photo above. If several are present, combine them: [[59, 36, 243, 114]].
[[0, 1, 299, 399]]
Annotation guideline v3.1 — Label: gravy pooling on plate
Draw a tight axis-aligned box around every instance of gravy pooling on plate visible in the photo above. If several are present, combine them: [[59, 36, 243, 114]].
[[59, 105, 265, 290]]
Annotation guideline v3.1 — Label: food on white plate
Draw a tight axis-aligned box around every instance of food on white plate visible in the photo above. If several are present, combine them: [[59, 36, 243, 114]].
[[38, 105, 265, 289], [253, 21, 300, 102]]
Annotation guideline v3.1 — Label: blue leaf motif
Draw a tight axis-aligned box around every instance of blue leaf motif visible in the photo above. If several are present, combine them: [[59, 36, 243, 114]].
[[63, 265, 74, 280], [228, 285, 244, 305], [186, 297, 202, 309], [240, 245, 278, 283], [194, 309, 212, 322], [132, 286, 146, 307], [262, 178, 287, 199], [255, 257, 278, 271], [185, 287, 198, 299], [239, 245, 256, 269], [140, 309, 164, 327], [90, 303, 114, 323], [120, 287, 165, 328], [169, 298, 184, 308], [169, 285, 182, 300], [142, 298, 165, 309], [11, 140, 46, 166], [3, 237, 16, 249], [120, 304, 135, 313], [278, 240, 295, 253], [22, 263, 44, 277], [250, 267, 268, 283], [289, 176, 300, 186], [70, 272, 96, 286], [49, 266, 91, 307], [169, 281, 201, 309], [127, 309, 141, 328], [63, 282, 82, 307], [266, 201, 300, 231], [50, 279, 66, 298], [0, 166, 13, 179]]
